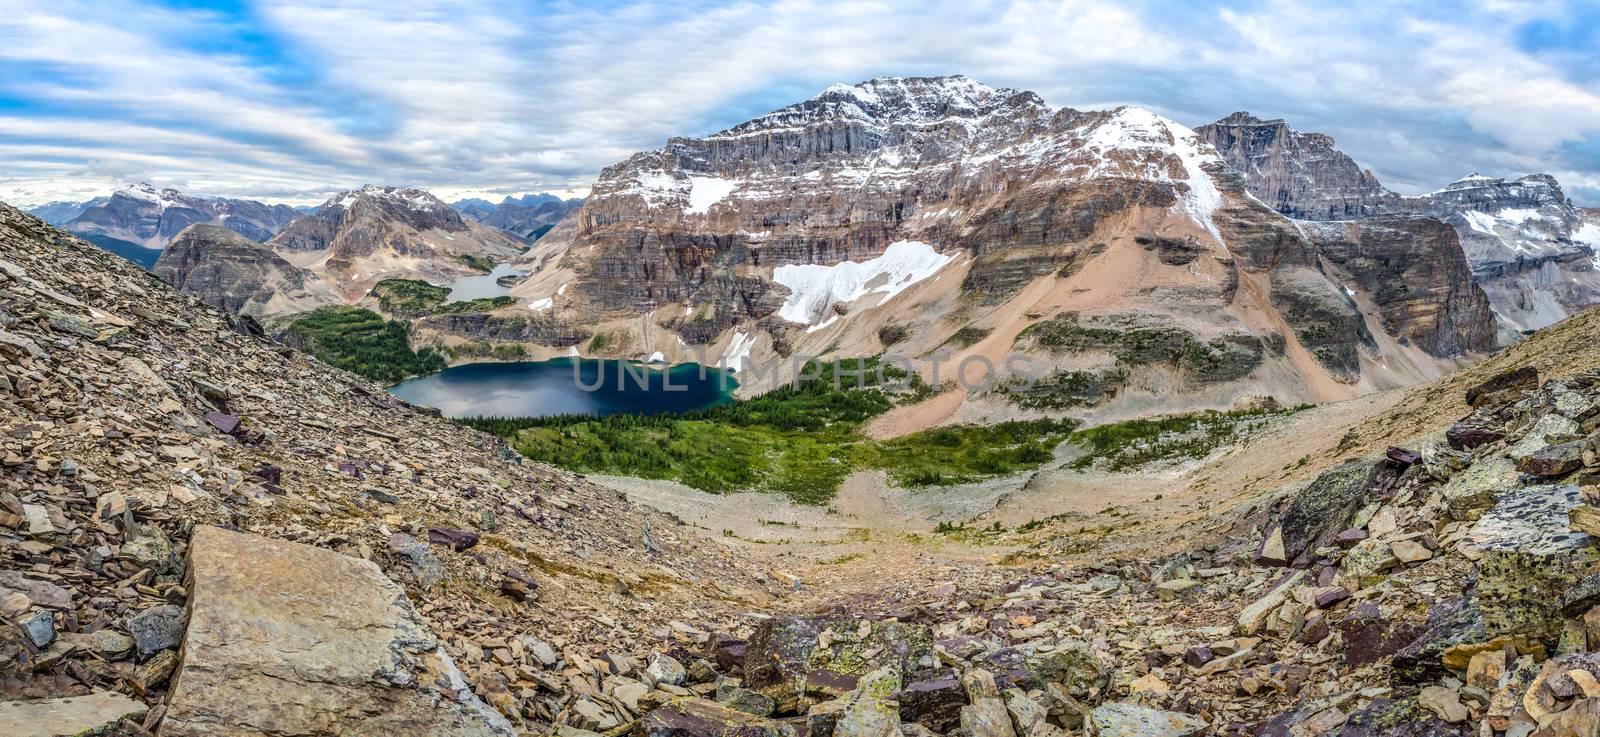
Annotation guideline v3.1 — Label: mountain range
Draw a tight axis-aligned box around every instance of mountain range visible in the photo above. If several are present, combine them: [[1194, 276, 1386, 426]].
[[11, 74, 1600, 737], [61, 182, 302, 248], [506, 76, 1508, 422], [27, 76, 1600, 420], [1197, 113, 1600, 334], [453, 193, 584, 243]]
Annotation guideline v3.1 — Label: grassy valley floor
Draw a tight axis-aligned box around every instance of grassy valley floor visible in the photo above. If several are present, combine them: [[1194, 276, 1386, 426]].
[[463, 356, 1309, 505]]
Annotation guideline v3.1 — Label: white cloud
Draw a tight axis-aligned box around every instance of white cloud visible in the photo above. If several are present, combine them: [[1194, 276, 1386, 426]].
[[0, 0, 1597, 206]]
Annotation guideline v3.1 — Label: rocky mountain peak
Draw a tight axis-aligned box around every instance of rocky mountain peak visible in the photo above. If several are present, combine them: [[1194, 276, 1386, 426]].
[[1427, 172, 1568, 209], [153, 223, 335, 317], [707, 75, 1043, 140], [66, 183, 301, 247], [323, 184, 456, 218], [1195, 111, 1392, 221]]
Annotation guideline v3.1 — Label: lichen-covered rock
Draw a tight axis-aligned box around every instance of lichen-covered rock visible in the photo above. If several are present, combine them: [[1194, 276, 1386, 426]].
[[1088, 702, 1206, 737], [121, 524, 182, 576], [833, 667, 905, 737], [1336, 697, 1470, 737], [1261, 459, 1395, 568], [1517, 440, 1584, 477], [1390, 597, 1488, 685], [1462, 484, 1599, 643], [1507, 414, 1581, 461], [635, 698, 788, 737], [1439, 457, 1518, 521], [957, 670, 1015, 737], [743, 616, 936, 714], [1559, 571, 1600, 617], [126, 603, 186, 660]]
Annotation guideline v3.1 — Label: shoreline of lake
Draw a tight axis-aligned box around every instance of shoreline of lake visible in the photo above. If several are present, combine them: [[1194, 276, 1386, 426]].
[[388, 356, 738, 419]]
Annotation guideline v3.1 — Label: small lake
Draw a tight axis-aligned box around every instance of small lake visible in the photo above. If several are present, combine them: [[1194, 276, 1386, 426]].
[[388, 358, 737, 418], [447, 262, 525, 302]]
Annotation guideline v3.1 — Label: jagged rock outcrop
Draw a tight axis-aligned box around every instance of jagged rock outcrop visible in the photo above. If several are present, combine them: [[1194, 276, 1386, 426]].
[[66, 182, 300, 248], [1196, 112, 1397, 220], [1199, 112, 1600, 333], [153, 224, 338, 317], [270, 185, 526, 299], [517, 76, 1494, 405]]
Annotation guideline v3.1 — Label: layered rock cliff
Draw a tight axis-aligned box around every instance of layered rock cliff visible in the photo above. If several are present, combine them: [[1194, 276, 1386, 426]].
[[513, 76, 1493, 411], [67, 182, 300, 248], [1198, 114, 1600, 333], [153, 224, 338, 317]]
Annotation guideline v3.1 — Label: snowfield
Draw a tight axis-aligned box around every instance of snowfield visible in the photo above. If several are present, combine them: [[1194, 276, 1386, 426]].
[[686, 176, 736, 215], [772, 240, 954, 326]]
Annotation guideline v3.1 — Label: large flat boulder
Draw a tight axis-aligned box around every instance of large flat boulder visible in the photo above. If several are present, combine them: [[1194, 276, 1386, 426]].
[[160, 526, 513, 737], [1, 691, 148, 737]]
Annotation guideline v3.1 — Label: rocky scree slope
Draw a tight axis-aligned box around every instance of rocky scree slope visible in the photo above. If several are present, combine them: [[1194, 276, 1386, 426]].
[[515, 76, 1492, 412], [1197, 114, 1600, 334], [0, 203, 783, 733], [616, 325, 1600, 737], [270, 184, 527, 300], [66, 182, 301, 248]]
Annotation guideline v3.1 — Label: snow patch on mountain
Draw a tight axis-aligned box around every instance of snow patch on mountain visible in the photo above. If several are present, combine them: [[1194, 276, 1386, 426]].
[[686, 176, 736, 215], [721, 331, 756, 373], [772, 240, 953, 326]]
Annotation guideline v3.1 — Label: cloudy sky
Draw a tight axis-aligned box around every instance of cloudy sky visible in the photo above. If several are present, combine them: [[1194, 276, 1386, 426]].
[[2, 0, 1598, 207]]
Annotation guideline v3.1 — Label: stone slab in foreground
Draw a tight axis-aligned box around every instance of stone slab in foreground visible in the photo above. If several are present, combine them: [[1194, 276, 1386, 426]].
[[1, 691, 149, 737], [160, 525, 513, 737]]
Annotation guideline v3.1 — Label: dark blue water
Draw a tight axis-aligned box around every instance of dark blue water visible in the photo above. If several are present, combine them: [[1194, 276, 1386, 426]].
[[388, 358, 737, 418]]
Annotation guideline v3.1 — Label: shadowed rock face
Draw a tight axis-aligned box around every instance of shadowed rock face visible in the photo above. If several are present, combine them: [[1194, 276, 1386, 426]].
[[153, 224, 335, 316], [1300, 216, 1496, 356], [66, 182, 300, 248]]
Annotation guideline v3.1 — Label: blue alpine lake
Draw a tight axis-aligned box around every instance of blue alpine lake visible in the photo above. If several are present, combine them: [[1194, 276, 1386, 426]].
[[387, 357, 737, 418]]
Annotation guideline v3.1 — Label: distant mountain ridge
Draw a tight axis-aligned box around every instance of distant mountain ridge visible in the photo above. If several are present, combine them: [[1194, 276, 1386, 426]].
[[27, 197, 110, 225], [1196, 113, 1600, 333], [452, 193, 583, 242], [64, 182, 302, 248], [268, 184, 526, 299]]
